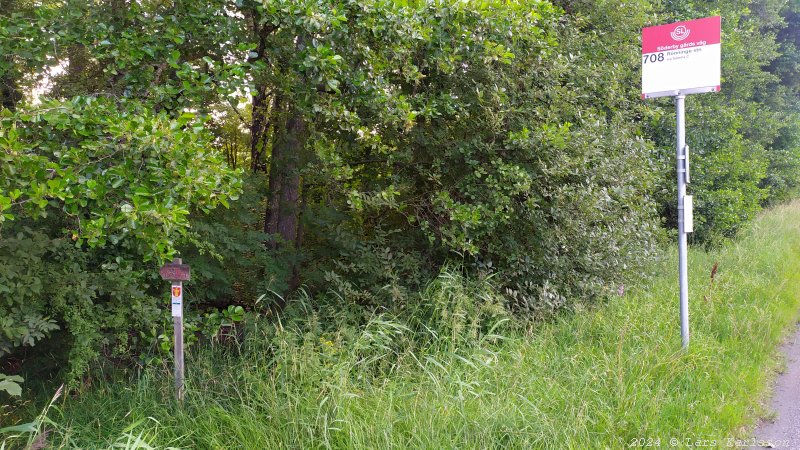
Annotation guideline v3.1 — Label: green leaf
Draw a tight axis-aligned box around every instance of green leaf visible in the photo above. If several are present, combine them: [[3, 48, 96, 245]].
[[0, 375, 23, 396], [0, 422, 36, 433]]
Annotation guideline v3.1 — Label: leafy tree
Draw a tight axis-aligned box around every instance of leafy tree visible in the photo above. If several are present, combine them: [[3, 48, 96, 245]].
[[237, 0, 664, 309], [0, 98, 241, 377], [0, 98, 241, 259], [0, 0, 59, 110], [0, 0, 244, 378], [2, 0, 800, 384]]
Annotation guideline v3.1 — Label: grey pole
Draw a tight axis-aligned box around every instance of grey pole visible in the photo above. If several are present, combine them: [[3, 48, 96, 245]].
[[172, 258, 185, 402], [676, 95, 690, 349], [173, 296, 184, 401]]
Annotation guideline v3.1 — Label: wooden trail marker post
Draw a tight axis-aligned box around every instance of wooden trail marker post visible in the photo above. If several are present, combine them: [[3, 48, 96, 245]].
[[159, 258, 191, 401], [642, 16, 721, 349]]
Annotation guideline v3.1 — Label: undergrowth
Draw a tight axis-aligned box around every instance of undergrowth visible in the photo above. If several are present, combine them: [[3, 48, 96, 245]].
[[4, 201, 800, 449]]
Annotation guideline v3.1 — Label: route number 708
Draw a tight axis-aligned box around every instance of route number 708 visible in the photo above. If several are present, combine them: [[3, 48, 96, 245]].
[[643, 53, 665, 64]]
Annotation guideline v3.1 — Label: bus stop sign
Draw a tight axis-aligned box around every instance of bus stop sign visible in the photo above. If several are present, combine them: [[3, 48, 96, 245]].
[[642, 16, 721, 99]]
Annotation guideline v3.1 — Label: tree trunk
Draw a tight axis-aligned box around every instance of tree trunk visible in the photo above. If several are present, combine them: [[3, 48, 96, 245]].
[[0, 0, 20, 111], [289, 183, 307, 291], [264, 126, 282, 241], [247, 5, 277, 174], [265, 108, 305, 249], [0, 67, 20, 112], [250, 87, 271, 173]]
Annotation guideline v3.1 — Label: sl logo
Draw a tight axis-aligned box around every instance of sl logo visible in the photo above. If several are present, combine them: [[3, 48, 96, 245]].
[[671, 25, 691, 41], [172, 286, 182, 297]]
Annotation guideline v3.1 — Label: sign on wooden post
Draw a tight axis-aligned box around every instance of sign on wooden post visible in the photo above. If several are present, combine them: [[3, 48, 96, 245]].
[[159, 263, 191, 282], [159, 257, 190, 402]]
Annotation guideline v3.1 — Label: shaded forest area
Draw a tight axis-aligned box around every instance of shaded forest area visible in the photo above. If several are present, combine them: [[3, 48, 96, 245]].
[[1, 0, 799, 388]]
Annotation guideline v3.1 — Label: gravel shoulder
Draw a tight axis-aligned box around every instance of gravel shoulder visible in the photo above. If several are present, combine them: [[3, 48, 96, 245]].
[[751, 322, 800, 449]]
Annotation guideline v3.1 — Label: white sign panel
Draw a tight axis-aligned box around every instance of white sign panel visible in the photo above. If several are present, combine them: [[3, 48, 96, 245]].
[[171, 282, 183, 317], [642, 16, 721, 99], [684, 195, 694, 233]]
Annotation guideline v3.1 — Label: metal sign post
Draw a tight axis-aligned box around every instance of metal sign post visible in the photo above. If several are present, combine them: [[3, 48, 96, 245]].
[[676, 95, 690, 349], [642, 16, 721, 349], [159, 257, 191, 401]]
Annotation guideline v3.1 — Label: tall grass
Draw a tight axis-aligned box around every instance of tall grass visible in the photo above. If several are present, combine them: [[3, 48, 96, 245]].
[[6, 201, 800, 449]]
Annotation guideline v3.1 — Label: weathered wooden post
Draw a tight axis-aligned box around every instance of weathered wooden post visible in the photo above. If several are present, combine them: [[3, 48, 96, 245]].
[[159, 257, 191, 402]]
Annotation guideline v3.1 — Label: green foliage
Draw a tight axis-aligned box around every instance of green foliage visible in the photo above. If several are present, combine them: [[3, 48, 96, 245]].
[[0, 374, 23, 397], [0, 227, 164, 380], [1, 383, 63, 449], [0, 94, 242, 380], [0, 233, 60, 357], [16, 201, 800, 448], [0, 0, 249, 381], [0, 1, 59, 109], [1, 0, 799, 398], [409, 270, 510, 347], [0, 221, 255, 381], [148, 304, 246, 362], [771, 0, 800, 93], [182, 175, 291, 307], [255, 0, 664, 310], [0, 97, 241, 261], [315, 223, 429, 314], [42, 0, 252, 114], [0, 230, 63, 358]]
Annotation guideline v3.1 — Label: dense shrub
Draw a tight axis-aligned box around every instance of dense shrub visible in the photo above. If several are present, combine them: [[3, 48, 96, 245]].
[[0, 225, 161, 381], [287, 0, 663, 314], [0, 98, 241, 380], [1, 0, 799, 385], [182, 174, 292, 308]]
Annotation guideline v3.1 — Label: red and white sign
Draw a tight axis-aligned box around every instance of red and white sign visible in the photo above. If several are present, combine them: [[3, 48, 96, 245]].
[[642, 16, 721, 98], [171, 282, 183, 317]]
